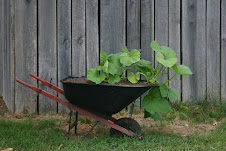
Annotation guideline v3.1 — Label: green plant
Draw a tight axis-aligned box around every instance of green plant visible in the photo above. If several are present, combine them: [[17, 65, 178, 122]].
[[87, 41, 192, 121]]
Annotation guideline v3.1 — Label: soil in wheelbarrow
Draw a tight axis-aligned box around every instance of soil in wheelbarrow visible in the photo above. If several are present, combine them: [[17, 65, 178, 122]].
[[65, 78, 154, 86]]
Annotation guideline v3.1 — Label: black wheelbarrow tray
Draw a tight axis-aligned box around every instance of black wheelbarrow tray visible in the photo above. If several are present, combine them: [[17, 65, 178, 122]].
[[16, 73, 156, 139]]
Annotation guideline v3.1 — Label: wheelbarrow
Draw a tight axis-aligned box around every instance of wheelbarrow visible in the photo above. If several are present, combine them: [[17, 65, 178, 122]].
[[16, 73, 156, 139]]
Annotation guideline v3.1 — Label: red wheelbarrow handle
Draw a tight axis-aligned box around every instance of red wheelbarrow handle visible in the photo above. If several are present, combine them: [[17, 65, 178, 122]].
[[16, 78, 140, 138], [29, 73, 64, 95]]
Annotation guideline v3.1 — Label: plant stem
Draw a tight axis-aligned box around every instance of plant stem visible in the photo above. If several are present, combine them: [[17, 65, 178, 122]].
[[154, 65, 164, 78], [156, 72, 164, 80], [163, 73, 176, 84], [156, 62, 160, 70], [139, 72, 148, 82]]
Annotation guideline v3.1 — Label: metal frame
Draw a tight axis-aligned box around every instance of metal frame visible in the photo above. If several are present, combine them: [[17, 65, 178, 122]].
[[16, 73, 142, 139]]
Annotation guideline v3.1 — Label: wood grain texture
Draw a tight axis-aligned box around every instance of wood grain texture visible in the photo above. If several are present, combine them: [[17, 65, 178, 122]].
[[2, 0, 7, 108], [169, 0, 181, 97], [15, 0, 37, 113], [0, 0, 3, 96], [127, 0, 141, 108], [182, 0, 206, 102], [57, 0, 71, 113], [100, 0, 126, 54], [221, 0, 226, 102], [207, 0, 221, 101], [155, 0, 169, 83], [86, 0, 99, 70], [38, 0, 57, 114], [9, 0, 15, 112], [72, 0, 86, 76], [141, 0, 154, 63]]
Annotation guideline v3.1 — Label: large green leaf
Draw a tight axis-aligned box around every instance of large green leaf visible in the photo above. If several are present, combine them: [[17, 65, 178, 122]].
[[156, 52, 177, 67], [150, 41, 160, 51], [103, 53, 122, 74], [128, 72, 140, 84], [158, 46, 176, 55], [139, 59, 151, 66], [87, 68, 106, 84], [150, 112, 163, 121], [173, 65, 193, 75], [100, 51, 108, 63], [142, 87, 172, 114], [135, 64, 148, 75], [122, 46, 129, 53], [150, 41, 176, 55], [120, 49, 141, 66], [158, 83, 169, 98], [168, 88, 180, 102], [107, 74, 121, 84]]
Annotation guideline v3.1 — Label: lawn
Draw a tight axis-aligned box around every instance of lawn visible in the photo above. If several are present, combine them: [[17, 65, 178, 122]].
[[0, 102, 225, 151]]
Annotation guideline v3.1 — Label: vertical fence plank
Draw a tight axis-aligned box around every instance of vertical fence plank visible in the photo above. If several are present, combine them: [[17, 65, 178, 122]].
[[127, 0, 141, 108], [86, 0, 99, 70], [182, 0, 206, 102], [38, 0, 57, 114], [155, 0, 169, 83], [100, 0, 126, 54], [140, 0, 154, 107], [2, 0, 7, 105], [57, 0, 71, 113], [9, 0, 15, 112], [72, 0, 86, 76], [141, 0, 154, 62], [222, 0, 226, 102], [169, 0, 181, 97], [4, 0, 14, 112], [15, 0, 37, 113], [0, 0, 3, 96], [207, 0, 221, 101]]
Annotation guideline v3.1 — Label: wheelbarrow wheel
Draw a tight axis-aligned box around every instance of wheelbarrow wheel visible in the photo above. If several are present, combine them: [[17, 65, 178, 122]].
[[110, 117, 141, 137]]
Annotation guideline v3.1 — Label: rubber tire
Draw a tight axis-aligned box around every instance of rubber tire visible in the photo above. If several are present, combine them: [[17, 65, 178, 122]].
[[110, 117, 141, 137]]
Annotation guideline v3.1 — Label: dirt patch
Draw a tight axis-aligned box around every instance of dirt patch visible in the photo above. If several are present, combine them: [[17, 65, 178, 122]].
[[0, 96, 8, 113], [1, 111, 223, 138], [128, 114, 220, 137], [65, 77, 155, 86]]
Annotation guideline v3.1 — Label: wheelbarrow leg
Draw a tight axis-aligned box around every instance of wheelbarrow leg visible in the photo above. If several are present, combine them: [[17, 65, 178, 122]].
[[68, 111, 79, 139], [67, 110, 73, 139], [75, 111, 79, 135], [82, 121, 99, 140]]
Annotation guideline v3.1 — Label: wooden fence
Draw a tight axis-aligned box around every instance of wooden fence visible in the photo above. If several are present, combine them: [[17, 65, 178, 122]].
[[0, 0, 225, 114]]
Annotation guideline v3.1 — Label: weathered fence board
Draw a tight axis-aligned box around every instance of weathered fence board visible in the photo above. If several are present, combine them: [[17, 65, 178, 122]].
[[38, 0, 57, 114], [169, 0, 181, 96], [14, 0, 37, 113], [141, 0, 154, 66], [100, 0, 126, 53], [155, 0, 169, 83], [57, 0, 71, 113], [182, 0, 207, 102], [72, 0, 86, 76], [86, 0, 99, 70], [207, 0, 221, 101], [4, 0, 14, 112], [9, 0, 15, 113], [222, 0, 226, 102], [127, 0, 141, 108], [2, 0, 8, 109], [0, 0, 3, 96]]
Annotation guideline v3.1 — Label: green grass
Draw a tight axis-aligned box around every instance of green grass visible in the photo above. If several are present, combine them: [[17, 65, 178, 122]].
[[171, 101, 226, 123], [0, 118, 225, 151], [0, 102, 225, 151]]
